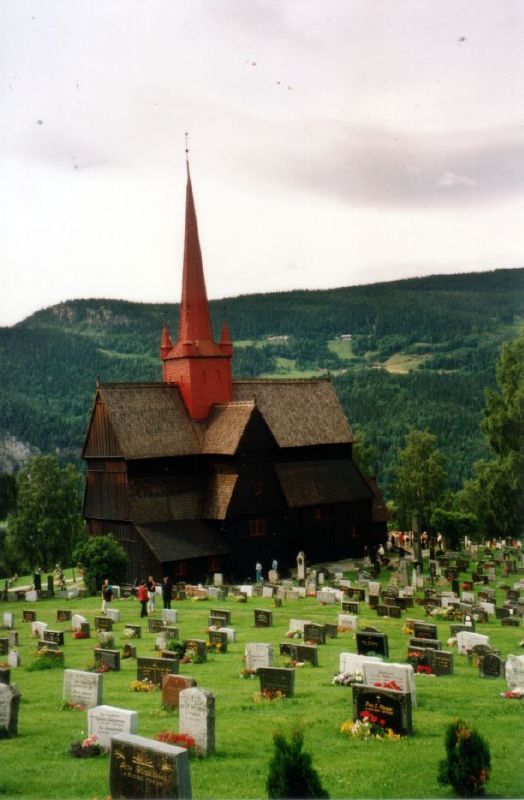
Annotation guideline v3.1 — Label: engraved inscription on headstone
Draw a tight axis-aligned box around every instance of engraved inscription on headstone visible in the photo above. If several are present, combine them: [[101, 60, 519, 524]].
[[258, 666, 295, 698], [109, 733, 192, 799], [63, 669, 103, 708], [356, 631, 389, 658], [162, 675, 197, 710], [88, 704, 138, 749], [0, 683, 21, 737], [137, 657, 178, 686], [352, 684, 412, 735], [179, 687, 215, 757]]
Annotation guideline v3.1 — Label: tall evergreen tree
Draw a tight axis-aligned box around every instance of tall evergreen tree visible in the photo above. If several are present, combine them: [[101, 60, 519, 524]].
[[461, 333, 524, 535], [390, 429, 448, 530]]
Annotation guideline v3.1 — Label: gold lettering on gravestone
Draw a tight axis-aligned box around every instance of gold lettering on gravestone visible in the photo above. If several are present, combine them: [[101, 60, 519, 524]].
[[114, 747, 175, 793]]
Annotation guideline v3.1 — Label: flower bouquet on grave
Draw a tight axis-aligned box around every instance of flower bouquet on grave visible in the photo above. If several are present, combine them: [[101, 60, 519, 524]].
[[122, 627, 138, 639], [337, 625, 354, 633], [206, 640, 224, 654], [69, 735, 106, 758], [28, 646, 65, 671], [304, 640, 318, 647], [240, 667, 257, 679], [97, 631, 114, 647], [154, 731, 199, 756], [72, 631, 88, 640], [500, 688, 523, 699], [340, 711, 400, 740], [253, 688, 287, 703], [90, 660, 111, 674], [286, 630, 302, 639], [416, 664, 434, 676], [61, 700, 86, 711], [407, 648, 426, 669], [129, 678, 157, 692], [332, 671, 363, 686], [235, 594, 247, 603], [374, 680, 402, 691]]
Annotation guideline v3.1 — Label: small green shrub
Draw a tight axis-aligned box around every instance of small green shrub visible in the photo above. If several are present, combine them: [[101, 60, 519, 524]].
[[73, 534, 128, 594], [266, 727, 329, 799], [438, 719, 491, 797]]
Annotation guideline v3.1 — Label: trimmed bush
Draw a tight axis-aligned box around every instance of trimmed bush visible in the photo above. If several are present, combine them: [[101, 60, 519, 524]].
[[266, 727, 329, 799], [438, 719, 491, 797]]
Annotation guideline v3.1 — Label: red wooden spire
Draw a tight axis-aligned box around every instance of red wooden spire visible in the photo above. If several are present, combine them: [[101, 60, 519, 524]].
[[160, 157, 233, 419]]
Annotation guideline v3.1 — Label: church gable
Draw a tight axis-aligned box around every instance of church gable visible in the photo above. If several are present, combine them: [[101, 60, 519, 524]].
[[83, 393, 123, 458]]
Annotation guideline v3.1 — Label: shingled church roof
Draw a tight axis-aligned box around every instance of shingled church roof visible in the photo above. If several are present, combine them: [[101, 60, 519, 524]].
[[276, 459, 372, 508], [137, 521, 230, 562], [83, 377, 353, 460]]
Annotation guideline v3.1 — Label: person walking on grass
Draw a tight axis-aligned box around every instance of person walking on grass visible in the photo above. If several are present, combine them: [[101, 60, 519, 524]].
[[137, 581, 148, 618], [101, 578, 113, 613], [162, 576, 173, 610], [146, 575, 157, 614]]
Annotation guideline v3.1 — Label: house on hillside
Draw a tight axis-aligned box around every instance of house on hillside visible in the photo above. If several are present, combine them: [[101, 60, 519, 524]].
[[82, 161, 387, 583]]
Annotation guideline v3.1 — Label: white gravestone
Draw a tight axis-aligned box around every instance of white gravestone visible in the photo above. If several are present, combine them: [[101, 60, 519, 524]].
[[213, 573, 223, 586], [3, 612, 14, 629], [25, 590, 38, 602], [106, 609, 120, 623], [162, 609, 178, 624], [262, 586, 274, 599], [218, 627, 236, 643], [245, 643, 273, 671], [31, 621, 47, 639], [363, 661, 417, 706], [337, 614, 358, 632], [317, 590, 337, 604], [0, 683, 21, 736], [179, 687, 215, 756], [88, 704, 138, 749], [239, 585, 253, 597], [506, 655, 524, 691], [288, 619, 312, 634], [456, 631, 490, 655], [63, 669, 103, 708], [72, 614, 88, 631], [296, 552, 305, 581], [339, 652, 382, 675], [7, 650, 20, 668]]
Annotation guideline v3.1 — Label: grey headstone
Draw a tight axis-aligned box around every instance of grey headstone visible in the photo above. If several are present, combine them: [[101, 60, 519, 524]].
[[63, 669, 103, 708], [0, 683, 20, 737], [179, 687, 215, 757], [88, 704, 138, 749]]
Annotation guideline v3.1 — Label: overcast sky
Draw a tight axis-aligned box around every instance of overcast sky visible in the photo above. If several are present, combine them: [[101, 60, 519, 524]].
[[1, 0, 523, 327]]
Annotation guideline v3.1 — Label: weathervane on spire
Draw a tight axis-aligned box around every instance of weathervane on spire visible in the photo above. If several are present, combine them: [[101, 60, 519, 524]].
[[185, 131, 189, 160]]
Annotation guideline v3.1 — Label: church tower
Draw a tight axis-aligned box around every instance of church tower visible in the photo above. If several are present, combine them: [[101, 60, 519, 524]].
[[160, 159, 233, 419]]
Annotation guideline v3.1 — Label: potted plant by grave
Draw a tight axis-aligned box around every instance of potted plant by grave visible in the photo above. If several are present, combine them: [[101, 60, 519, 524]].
[[69, 734, 106, 758]]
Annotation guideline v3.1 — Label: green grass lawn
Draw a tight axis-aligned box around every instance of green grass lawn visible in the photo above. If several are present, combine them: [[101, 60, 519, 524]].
[[0, 568, 523, 799]]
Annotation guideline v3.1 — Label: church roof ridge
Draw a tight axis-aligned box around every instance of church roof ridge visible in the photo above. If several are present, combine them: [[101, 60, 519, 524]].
[[233, 377, 331, 384]]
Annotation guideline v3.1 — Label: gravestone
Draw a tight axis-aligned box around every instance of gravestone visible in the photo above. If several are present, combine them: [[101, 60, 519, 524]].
[[303, 623, 326, 644], [262, 586, 274, 599], [505, 655, 524, 690], [161, 609, 178, 624], [95, 616, 113, 632], [258, 667, 295, 698], [279, 642, 318, 667], [3, 612, 14, 629], [208, 630, 228, 652], [38, 639, 60, 652], [148, 618, 165, 634], [245, 643, 273, 671], [7, 631, 18, 649], [356, 631, 389, 658], [0, 683, 21, 737], [63, 669, 103, 708], [162, 674, 197, 710], [0, 639, 8, 656], [122, 644, 137, 659], [43, 630, 64, 646], [317, 590, 336, 605], [80, 622, 91, 638], [25, 590, 38, 602], [56, 609, 71, 623], [254, 609, 273, 628], [71, 614, 87, 631], [352, 684, 413, 735], [218, 627, 236, 643], [347, 588, 366, 602], [184, 639, 207, 662], [94, 648, 121, 671], [7, 650, 20, 668], [338, 614, 358, 632], [31, 621, 47, 638], [88, 704, 138, 749], [296, 551, 305, 581], [137, 657, 178, 687], [0, 667, 10, 684], [109, 733, 192, 799], [325, 623, 338, 639], [409, 637, 442, 651], [106, 609, 121, 624], [502, 617, 521, 627], [480, 653, 505, 679], [339, 652, 382, 676], [456, 631, 490, 655], [341, 600, 360, 615], [288, 618, 311, 634], [409, 621, 438, 640], [424, 649, 454, 675], [363, 661, 416, 705], [209, 609, 231, 626], [179, 687, 215, 756]]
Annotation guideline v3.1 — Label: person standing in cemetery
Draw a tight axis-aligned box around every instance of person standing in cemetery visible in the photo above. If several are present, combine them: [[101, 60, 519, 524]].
[[101, 578, 113, 613], [162, 576, 173, 610], [255, 561, 263, 582], [146, 575, 157, 614], [137, 580, 148, 617]]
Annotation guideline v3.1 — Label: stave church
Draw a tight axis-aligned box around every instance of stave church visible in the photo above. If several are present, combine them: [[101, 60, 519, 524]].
[[82, 160, 387, 583]]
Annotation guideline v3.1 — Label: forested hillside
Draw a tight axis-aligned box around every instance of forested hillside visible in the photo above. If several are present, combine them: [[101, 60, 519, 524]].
[[1, 268, 522, 496]]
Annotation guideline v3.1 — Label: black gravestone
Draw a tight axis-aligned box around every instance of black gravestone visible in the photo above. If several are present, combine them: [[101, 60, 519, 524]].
[[0, 667, 10, 684], [94, 616, 113, 631], [356, 631, 389, 658], [279, 642, 318, 667], [183, 639, 207, 662], [94, 648, 120, 671], [22, 610, 36, 622], [341, 601, 360, 614], [43, 630, 64, 646], [56, 609, 71, 623], [0, 639, 8, 655], [109, 733, 191, 799], [501, 617, 520, 627], [124, 624, 142, 638], [480, 653, 505, 678], [412, 621, 438, 640], [208, 630, 228, 652], [148, 618, 165, 633], [325, 623, 338, 639], [409, 637, 441, 650], [347, 588, 366, 602], [137, 656, 178, 686], [425, 649, 454, 675], [258, 666, 295, 698], [303, 623, 326, 644], [210, 608, 231, 625], [254, 609, 273, 628], [352, 684, 412, 735]]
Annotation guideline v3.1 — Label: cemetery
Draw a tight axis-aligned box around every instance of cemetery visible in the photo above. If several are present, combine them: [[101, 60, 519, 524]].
[[0, 549, 523, 798]]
